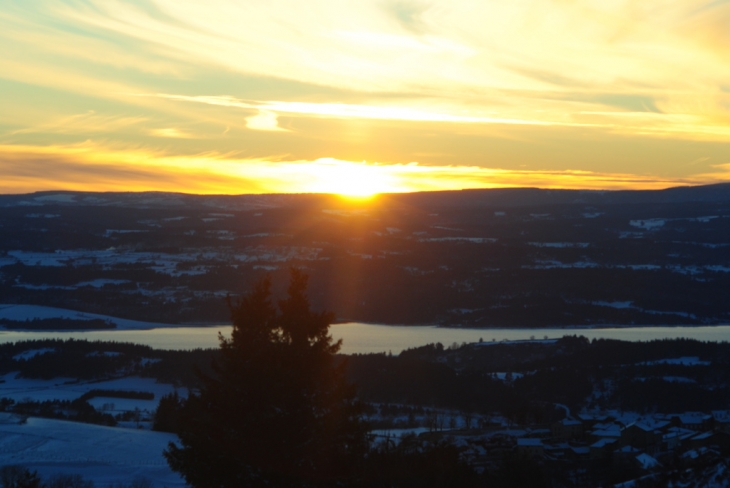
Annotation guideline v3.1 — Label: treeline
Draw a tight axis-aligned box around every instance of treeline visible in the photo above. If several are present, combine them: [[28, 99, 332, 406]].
[[79, 389, 154, 401], [0, 464, 153, 488], [3, 336, 729, 416], [0, 339, 217, 385], [382, 336, 730, 414], [0, 397, 116, 426], [0, 317, 115, 330]]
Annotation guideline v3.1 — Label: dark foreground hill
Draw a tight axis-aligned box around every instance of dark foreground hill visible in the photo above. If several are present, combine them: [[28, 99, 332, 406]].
[[1, 184, 729, 326]]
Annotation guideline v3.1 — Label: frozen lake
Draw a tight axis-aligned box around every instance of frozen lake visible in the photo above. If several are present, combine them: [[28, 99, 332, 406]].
[[1, 322, 730, 354]]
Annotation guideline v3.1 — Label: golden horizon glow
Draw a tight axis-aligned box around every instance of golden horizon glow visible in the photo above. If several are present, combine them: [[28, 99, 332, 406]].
[[0, 143, 727, 196], [2, 1, 730, 193]]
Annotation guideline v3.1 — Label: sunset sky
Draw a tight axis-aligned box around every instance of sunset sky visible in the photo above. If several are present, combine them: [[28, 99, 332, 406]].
[[2, 0, 730, 195]]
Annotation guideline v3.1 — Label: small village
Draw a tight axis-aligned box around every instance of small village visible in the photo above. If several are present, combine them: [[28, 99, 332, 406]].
[[373, 408, 730, 486]]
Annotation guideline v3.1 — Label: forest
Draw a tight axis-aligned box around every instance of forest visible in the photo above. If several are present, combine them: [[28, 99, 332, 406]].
[[2, 186, 730, 326], [3, 334, 730, 486], [2, 335, 728, 421]]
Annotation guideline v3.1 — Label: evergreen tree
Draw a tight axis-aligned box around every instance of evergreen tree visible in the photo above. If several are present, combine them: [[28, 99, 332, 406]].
[[0, 465, 41, 488], [164, 269, 367, 487], [152, 391, 183, 433]]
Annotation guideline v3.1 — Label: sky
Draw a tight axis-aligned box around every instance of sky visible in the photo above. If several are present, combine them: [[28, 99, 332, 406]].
[[2, 0, 730, 196]]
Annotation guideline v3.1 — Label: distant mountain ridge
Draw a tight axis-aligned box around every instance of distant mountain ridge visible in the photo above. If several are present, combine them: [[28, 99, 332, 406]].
[[2, 182, 729, 210]]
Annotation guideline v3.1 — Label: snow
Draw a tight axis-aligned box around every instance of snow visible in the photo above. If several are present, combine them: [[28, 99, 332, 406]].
[[619, 231, 645, 239], [2, 246, 322, 275], [528, 242, 589, 248], [630, 219, 665, 230], [0, 305, 176, 330], [86, 397, 158, 414], [635, 453, 661, 470], [591, 429, 621, 439], [419, 237, 497, 243], [590, 438, 617, 448], [706, 265, 730, 273], [643, 357, 710, 366], [689, 216, 719, 223], [662, 376, 696, 384], [12, 348, 55, 361], [629, 216, 718, 232], [0, 373, 181, 413], [616, 264, 662, 271], [0, 373, 90, 402], [370, 428, 430, 439], [34, 194, 76, 203], [0, 416, 184, 486], [104, 230, 147, 237], [491, 372, 524, 382], [75, 279, 131, 288], [523, 260, 598, 269], [593, 301, 633, 309]]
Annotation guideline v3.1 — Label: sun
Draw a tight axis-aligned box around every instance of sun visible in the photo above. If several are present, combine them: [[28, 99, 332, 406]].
[[304, 159, 395, 198]]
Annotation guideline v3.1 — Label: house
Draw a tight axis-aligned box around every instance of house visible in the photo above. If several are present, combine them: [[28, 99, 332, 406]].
[[588, 423, 622, 444], [670, 412, 713, 431], [712, 411, 730, 434], [635, 453, 661, 471], [564, 445, 590, 462], [577, 413, 611, 430], [621, 423, 663, 453], [613, 445, 641, 466], [687, 431, 730, 451], [551, 418, 584, 440], [661, 427, 697, 451], [516, 438, 544, 458], [589, 438, 618, 460]]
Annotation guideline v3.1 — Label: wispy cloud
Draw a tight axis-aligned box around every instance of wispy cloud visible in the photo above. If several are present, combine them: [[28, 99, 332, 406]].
[[149, 93, 557, 126], [245, 111, 289, 132], [3, 1, 730, 193], [8, 112, 148, 136], [0, 143, 720, 196]]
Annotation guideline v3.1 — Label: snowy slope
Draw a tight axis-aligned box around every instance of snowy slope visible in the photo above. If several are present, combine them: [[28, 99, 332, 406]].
[[0, 415, 185, 486], [0, 305, 177, 330]]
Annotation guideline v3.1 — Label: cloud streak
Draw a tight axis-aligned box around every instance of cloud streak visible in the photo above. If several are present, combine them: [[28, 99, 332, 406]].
[[0, 143, 722, 196], [2, 1, 730, 193]]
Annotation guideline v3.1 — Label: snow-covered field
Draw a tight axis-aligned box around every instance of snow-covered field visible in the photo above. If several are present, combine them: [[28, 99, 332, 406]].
[[0, 372, 186, 486], [0, 305, 175, 330], [0, 374, 181, 405], [0, 415, 184, 487]]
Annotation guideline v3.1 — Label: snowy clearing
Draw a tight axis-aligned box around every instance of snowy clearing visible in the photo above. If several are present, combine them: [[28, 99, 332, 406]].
[[0, 415, 184, 487], [0, 305, 177, 330]]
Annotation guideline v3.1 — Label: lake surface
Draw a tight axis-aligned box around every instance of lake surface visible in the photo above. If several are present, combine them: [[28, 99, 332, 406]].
[[1, 323, 730, 354]]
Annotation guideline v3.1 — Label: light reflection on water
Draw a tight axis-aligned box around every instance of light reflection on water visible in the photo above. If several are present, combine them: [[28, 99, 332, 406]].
[[0, 323, 729, 354]]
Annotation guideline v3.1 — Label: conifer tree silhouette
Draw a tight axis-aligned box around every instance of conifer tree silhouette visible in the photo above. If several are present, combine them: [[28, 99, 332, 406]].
[[165, 269, 367, 487]]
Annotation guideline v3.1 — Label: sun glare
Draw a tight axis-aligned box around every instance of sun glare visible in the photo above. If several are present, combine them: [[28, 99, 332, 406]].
[[303, 159, 397, 198]]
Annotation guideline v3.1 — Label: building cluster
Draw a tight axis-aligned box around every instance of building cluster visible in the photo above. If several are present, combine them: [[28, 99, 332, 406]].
[[434, 410, 730, 485]]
